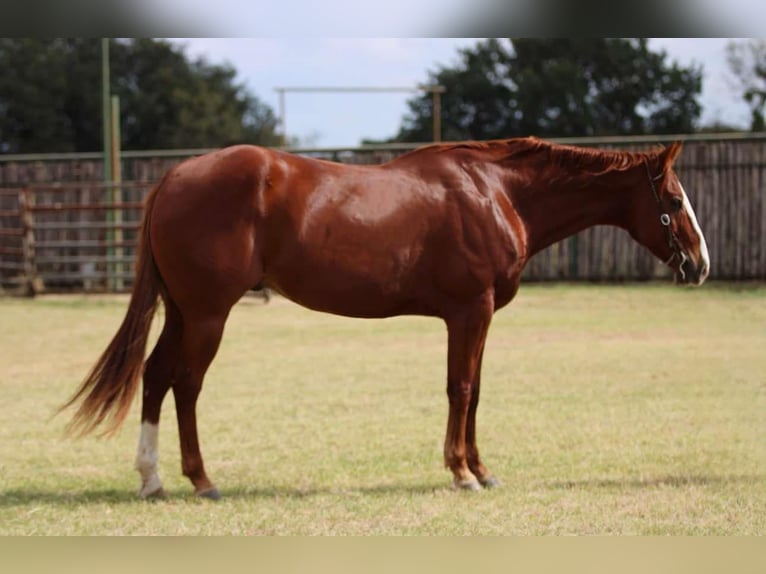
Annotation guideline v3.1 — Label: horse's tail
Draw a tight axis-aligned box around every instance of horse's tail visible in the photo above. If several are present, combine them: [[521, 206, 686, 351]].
[[59, 178, 166, 437]]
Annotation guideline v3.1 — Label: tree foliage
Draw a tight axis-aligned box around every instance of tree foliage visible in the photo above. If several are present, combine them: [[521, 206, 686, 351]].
[[394, 38, 703, 142], [0, 38, 280, 154], [726, 39, 766, 132]]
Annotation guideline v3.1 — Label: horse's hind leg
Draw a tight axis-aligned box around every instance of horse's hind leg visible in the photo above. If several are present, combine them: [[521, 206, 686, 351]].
[[135, 298, 183, 499], [171, 311, 228, 499]]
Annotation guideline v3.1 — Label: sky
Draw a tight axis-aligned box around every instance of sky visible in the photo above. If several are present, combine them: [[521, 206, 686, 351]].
[[171, 38, 753, 148]]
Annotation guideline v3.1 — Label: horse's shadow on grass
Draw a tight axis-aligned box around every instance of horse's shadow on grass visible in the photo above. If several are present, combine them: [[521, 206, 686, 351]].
[[2, 473, 762, 506], [0, 482, 447, 507], [0, 488, 143, 506]]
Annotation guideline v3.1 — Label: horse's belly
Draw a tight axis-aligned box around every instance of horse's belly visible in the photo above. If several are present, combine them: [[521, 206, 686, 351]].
[[264, 250, 430, 318], [270, 279, 423, 318]]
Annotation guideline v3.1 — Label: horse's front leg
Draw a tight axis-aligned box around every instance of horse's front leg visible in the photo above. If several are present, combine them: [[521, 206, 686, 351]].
[[443, 290, 494, 490], [465, 348, 500, 488]]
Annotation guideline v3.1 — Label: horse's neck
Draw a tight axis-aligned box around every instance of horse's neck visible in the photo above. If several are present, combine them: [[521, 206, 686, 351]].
[[510, 163, 637, 257]]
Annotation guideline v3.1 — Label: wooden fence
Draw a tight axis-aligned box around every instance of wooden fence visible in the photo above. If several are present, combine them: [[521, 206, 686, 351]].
[[0, 182, 148, 294], [1, 135, 764, 294]]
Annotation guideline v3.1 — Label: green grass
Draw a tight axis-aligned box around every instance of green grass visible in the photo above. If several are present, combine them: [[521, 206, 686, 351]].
[[0, 284, 764, 534]]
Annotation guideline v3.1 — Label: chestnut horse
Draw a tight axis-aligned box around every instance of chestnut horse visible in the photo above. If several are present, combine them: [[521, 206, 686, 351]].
[[61, 137, 709, 499]]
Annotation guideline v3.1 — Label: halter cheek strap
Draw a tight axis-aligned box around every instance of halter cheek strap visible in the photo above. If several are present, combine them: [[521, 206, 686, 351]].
[[643, 159, 687, 276]]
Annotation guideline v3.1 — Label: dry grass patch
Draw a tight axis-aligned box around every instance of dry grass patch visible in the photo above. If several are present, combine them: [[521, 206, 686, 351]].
[[0, 284, 764, 534]]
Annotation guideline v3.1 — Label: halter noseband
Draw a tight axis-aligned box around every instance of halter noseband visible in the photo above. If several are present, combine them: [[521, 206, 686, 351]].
[[643, 159, 688, 277]]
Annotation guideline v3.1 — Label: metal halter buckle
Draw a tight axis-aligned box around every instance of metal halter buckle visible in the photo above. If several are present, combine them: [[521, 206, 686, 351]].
[[660, 213, 671, 226]]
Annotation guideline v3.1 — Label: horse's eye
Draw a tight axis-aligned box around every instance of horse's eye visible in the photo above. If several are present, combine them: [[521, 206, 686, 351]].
[[669, 196, 683, 212]]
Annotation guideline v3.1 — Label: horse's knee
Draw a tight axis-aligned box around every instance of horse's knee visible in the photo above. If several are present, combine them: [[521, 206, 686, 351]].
[[446, 379, 473, 404]]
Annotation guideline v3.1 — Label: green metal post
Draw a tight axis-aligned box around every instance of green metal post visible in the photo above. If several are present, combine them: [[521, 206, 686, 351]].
[[111, 95, 123, 291], [102, 38, 112, 186], [101, 38, 114, 290]]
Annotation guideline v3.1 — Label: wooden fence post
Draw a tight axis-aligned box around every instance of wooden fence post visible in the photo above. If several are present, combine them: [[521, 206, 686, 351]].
[[568, 235, 579, 279], [19, 187, 41, 296]]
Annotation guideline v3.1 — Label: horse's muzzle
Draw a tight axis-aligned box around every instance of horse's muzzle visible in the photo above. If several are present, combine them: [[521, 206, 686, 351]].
[[678, 256, 708, 286]]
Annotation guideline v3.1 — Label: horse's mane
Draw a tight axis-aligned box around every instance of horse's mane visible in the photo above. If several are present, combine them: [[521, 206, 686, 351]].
[[395, 137, 660, 176]]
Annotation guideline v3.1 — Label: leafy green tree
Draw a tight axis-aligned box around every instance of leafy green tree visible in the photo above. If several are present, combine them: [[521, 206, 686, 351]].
[[394, 38, 703, 142], [726, 39, 766, 132], [0, 38, 280, 153], [0, 39, 77, 153]]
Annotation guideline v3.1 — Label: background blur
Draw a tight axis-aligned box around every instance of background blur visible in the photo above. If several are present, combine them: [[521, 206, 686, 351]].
[[1, 37, 765, 293], [1, 38, 763, 151]]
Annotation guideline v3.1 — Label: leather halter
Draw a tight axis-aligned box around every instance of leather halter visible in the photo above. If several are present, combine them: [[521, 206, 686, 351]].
[[643, 159, 688, 275]]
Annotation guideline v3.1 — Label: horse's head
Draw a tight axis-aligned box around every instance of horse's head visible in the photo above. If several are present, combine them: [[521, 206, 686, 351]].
[[628, 142, 709, 286]]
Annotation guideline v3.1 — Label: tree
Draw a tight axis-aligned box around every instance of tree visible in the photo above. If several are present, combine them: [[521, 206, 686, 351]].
[[0, 39, 78, 153], [393, 38, 703, 142], [726, 39, 766, 132], [0, 39, 280, 154]]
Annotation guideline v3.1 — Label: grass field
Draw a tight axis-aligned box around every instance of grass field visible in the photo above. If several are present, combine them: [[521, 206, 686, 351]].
[[0, 283, 764, 535]]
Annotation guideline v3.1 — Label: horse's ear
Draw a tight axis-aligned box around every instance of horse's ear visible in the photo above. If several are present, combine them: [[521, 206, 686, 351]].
[[661, 141, 683, 171]]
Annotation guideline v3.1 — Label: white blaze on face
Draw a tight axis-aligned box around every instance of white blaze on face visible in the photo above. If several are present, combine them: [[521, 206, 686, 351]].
[[680, 183, 710, 283], [134, 422, 162, 498]]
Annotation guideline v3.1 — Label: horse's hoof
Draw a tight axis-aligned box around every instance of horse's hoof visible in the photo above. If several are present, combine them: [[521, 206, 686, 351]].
[[196, 487, 222, 501], [139, 486, 167, 500], [453, 478, 482, 492], [480, 476, 501, 489]]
